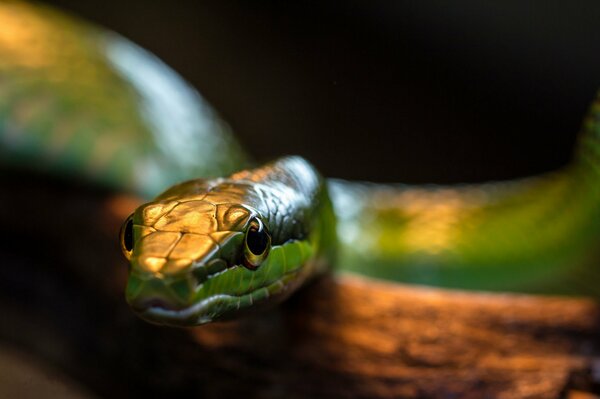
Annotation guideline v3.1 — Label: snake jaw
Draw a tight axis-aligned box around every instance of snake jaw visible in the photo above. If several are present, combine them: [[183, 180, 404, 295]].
[[127, 242, 318, 326]]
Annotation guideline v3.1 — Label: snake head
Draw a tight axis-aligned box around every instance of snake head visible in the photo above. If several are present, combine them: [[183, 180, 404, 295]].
[[119, 177, 315, 326]]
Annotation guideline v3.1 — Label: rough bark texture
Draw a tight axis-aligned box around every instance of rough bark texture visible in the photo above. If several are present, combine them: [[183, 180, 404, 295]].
[[1, 173, 599, 398]]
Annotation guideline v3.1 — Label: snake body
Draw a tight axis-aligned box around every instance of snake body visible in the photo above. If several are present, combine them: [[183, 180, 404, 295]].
[[2, 2, 600, 326]]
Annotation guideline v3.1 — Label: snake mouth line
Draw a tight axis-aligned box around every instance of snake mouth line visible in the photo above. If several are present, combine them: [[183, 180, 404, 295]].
[[139, 294, 233, 326], [136, 270, 301, 326]]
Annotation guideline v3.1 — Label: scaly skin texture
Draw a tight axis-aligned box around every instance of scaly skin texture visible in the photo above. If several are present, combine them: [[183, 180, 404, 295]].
[[1, 1, 600, 326], [332, 165, 600, 294], [0, 0, 248, 196]]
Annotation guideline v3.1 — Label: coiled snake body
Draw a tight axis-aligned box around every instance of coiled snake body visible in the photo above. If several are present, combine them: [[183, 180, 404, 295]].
[[2, 2, 600, 326]]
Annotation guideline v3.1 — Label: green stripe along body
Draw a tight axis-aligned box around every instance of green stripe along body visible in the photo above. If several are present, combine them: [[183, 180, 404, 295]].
[[2, 1, 600, 325], [332, 164, 600, 295]]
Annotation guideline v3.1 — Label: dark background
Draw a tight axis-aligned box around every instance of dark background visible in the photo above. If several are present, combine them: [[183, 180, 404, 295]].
[[44, 0, 600, 183]]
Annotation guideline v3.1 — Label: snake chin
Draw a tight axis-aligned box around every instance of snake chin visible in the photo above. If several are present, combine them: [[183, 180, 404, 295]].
[[135, 295, 232, 327]]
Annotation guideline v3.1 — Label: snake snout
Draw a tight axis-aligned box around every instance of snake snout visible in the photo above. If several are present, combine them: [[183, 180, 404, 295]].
[[126, 274, 196, 313]]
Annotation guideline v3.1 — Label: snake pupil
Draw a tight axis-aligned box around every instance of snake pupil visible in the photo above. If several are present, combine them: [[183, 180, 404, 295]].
[[123, 218, 134, 252], [247, 222, 269, 255]]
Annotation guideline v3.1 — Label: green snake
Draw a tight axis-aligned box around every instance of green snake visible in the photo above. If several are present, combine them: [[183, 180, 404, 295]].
[[2, 2, 600, 327]]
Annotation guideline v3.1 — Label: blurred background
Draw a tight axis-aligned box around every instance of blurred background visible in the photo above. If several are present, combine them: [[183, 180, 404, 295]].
[[40, 0, 600, 184]]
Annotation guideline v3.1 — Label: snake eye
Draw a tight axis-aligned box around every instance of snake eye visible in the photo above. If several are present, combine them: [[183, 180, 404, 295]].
[[243, 217, 271, 270], [120, 214, 135, 260]]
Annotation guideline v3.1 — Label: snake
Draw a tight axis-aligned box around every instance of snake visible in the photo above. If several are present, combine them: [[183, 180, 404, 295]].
[[2, 1, 600, 327]]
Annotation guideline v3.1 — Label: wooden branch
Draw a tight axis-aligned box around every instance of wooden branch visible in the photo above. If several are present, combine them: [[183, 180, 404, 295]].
[[187, 276, 600, 398]]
